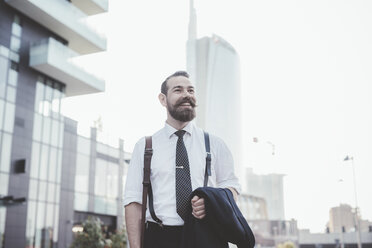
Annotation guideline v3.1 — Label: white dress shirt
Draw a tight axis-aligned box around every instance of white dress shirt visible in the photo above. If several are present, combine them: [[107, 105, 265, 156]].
[[123, 122, 241, 226]]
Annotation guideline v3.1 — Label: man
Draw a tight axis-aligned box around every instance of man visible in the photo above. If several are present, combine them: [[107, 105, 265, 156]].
[[124, 71, 240, 248]]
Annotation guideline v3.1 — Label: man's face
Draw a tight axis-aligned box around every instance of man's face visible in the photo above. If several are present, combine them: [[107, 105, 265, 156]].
[[164, 76, 196, 122]]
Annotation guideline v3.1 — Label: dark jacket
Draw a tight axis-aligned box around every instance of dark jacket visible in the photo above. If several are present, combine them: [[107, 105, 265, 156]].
[[181, 187, 255, 248]]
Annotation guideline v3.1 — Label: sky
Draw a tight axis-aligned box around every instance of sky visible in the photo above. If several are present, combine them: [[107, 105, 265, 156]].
[[62, 0, 372, 233]]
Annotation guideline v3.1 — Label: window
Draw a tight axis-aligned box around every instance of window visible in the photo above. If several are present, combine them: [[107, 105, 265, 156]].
[[6, 86, 16, 103], [0, 172, 9, 195], [3, 102, 15, 133], [30, 142, 40, 178], [39, 144, 49, 180], [74, 193, 88, 211], [0, 99, 4, 130], [10, 36, 21, 52], [8, 63, 18, 87], [26, 201, 37, 246], [0, 57, 8, 86], [75, 153, 90, 193], [11, 22, 22, 37], [47, 183, 56, 203], [28, 179, 38, 200], [0, 133, 12, 173], [48, 147, 57, 182]]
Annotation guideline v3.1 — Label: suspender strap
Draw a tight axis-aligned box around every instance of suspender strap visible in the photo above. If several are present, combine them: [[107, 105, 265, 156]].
[[148, 183, 163, 225], [142, 137, 163, 231], [203, 131, 211, 187], [141, 136, 152, 248]]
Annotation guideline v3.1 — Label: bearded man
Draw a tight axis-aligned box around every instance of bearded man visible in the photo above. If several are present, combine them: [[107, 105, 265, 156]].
[[124, 71, 241, 248]]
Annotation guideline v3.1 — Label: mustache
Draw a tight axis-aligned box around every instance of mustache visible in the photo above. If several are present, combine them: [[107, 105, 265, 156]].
[[176, 97, 197, 108]]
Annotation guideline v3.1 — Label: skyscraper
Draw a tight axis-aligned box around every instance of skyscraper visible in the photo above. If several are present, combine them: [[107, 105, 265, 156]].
[[186, 0, 243, 185]]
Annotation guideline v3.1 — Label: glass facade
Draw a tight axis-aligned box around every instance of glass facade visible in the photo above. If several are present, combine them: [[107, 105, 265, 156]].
[[0, 14, 21, 248], [26, 75, 65, 248], [93, 158, 119, 216], [74, 136, 90, 212]]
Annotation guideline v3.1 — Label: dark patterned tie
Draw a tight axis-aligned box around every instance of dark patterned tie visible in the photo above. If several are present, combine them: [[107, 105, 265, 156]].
[[175, 130, 192, 220]]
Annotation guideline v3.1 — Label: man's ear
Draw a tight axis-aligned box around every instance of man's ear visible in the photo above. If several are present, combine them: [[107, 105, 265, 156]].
[[158, 93, 167, 107]]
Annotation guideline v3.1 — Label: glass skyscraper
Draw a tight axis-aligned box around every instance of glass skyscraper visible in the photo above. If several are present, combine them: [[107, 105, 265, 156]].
[[186, 0, 244, 188]]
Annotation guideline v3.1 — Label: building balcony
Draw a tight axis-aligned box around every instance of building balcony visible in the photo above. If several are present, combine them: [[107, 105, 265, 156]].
[[71, 0, 108, 15], [5, 0, 106, 54], [30, 38, 105, 97]]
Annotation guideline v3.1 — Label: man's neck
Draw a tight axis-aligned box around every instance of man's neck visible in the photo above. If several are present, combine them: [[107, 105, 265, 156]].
[[166, 117, 190, 131]]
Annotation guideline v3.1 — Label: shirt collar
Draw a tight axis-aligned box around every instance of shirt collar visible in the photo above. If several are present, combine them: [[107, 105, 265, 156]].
[[164, 121, 194, 138]]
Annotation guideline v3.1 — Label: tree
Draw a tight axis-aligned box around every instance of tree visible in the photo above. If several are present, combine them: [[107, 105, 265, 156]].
[[277, 241, 296, 248], [70, 216, 105, 248], [109, 230, 127, 248], [70, 216, 127, 248]]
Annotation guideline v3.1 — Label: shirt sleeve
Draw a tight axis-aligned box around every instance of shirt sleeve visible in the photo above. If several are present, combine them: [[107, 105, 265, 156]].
[[213, 136, 242, 194], [123, 137, 145, 207]]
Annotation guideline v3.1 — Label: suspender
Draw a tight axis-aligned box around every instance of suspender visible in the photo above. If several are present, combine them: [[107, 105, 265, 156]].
[[141, 131, 211, 233], [140, 136, 152, 248], [203, 131, 211, 187]]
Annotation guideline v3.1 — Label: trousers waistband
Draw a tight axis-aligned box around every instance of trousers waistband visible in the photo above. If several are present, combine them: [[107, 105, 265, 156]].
[[146, 221, 183, 230]]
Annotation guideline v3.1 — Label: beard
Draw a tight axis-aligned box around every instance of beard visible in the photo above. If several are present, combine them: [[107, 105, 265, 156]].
[[167, 97, 196, 122]]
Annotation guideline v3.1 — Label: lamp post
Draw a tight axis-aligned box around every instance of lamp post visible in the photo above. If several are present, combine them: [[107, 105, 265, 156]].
[[343, 155, 362, 248], [253, 137, 275, 155]]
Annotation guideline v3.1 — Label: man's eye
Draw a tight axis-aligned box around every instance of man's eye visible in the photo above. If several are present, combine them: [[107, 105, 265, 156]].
[[188, 90, 194, 93]]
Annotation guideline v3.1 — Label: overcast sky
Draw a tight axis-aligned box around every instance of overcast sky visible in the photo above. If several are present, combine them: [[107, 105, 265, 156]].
[[62, 0, 372, 232]]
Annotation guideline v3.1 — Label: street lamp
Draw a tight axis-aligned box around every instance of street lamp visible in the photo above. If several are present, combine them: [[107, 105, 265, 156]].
[[343, 155, 362, 248], [253, 137, 275, 155]]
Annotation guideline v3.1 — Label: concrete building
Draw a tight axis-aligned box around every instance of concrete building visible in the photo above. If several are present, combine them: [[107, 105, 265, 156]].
[[186, 0, 244, 185], [328, 204, 358, 233], [250, 219, 299, 248], [245, 168, 285, 220], [237, 194, 269, 221], [0, 1, 127, 247], [327, 204, 372, 234]]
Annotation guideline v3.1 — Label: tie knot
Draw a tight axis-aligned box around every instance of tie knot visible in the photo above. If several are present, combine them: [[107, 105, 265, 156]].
[[175, 130, 186, 138]]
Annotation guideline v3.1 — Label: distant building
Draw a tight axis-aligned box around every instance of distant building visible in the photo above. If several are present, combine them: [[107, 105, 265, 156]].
[[186, 0, 244, 185], [300, 204, 372, 248], [299, 229, 372, 248], [0, 1, 123, 247], [327, 204, 372, 233], [237, 194, 269, 221], [250, 219, 299, 247], [245, 168, 285, 220], [328, 204, 358, 233]]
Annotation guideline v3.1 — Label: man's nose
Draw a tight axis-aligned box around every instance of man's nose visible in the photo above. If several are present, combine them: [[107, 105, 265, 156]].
[[182, 90, 192, 97]]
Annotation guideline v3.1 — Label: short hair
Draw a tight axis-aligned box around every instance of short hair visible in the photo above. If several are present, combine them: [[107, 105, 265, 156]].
[[161, 71, 190, 95]]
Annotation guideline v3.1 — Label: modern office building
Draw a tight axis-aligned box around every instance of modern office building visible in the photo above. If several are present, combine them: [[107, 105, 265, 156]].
[[186, 0, 243, 185], [0, 1, 125, 247], [245, 168, 285, 220]]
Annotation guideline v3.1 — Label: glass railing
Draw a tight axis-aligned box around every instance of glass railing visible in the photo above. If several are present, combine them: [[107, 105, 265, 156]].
[[30, 38, 104, 89], [44, 0, 106, 41], [6, 0, 106, 49], [92, 0, 108, 10]]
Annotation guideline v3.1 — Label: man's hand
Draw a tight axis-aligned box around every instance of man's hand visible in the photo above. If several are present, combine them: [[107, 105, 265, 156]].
[[191, 195, 206, 219], [227, 187, 238, 201]]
